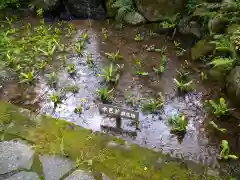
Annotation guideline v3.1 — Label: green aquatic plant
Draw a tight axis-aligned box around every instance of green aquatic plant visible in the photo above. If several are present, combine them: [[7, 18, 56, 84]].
[[39, 61, 47, 71], [153, 55, 167, 74], [36, 8, 44, 17], [209, 121, 227, 133], [105, 50, 122, 61], [210, 34, 233, 52], [38, 42, 57, 60], [168, 114, 188, 132], [86, 54, 94, 67], [82, 31, 89, 41], [97, 87, 113, 102], [48, 72, 57, 86], [209, 98, 232, 117], [67, 64, 76, 75], [102, 28, 108, 40], [141, 93, 164, 113], [160, 21, 176, 29], [98, 63, 121, 84], [220, 140, 238, 160], [55, 27, 61, 35], [134, 33, 144, 41], [174, 40, 186, 56], [201, 72, 207, 81], [6, 52, 16, 67], [20, 71, 35, 84], [75, 43, 84, 56], [174, 78, 193, 92]]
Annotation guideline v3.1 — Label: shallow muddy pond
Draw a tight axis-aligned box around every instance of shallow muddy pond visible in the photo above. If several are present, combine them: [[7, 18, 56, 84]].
[[1, 18, 239, 174]]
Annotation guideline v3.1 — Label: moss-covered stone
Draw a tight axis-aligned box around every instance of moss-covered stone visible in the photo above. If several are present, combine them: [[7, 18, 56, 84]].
[[0, 101, 221, 180]]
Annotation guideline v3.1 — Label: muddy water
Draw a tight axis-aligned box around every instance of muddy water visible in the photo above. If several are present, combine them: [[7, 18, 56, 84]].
[[1, 19, 240, 172]]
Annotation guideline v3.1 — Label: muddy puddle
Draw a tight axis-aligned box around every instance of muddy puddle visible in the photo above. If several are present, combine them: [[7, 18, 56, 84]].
[[1, 19, 239, 172]]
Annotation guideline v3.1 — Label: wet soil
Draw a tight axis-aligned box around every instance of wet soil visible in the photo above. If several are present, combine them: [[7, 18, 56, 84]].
[[0, 18, 239, 173]]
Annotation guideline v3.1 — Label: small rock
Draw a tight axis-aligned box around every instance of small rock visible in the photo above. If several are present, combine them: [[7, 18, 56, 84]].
[[0, 140, 34, 174], [5, 171, 39, 180], [124, 11, 146, 25], [65, 170, 95, 180], [207, 168, 220, 177], [39, 155, 75, 180], [191, 39, 215, 60]]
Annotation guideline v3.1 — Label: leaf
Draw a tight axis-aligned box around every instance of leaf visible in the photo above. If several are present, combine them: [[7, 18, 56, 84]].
[[228, 155, 238, 159]]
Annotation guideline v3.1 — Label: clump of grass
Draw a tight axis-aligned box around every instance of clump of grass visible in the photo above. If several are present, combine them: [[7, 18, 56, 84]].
[[168, 114, 188, 133], [220, 140, 238, 160], [81, 31, 89, 41], [105, 50, 122, 61], [48, 72, 57, 87], [97, 87, 113, 102], [141, 93, 164, 113], [208, 98, 232, 117], [153, 55, 167, 74]]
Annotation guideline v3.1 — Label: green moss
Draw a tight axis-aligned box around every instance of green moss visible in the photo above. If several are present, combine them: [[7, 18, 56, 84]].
[[0, 101, 221, 180]]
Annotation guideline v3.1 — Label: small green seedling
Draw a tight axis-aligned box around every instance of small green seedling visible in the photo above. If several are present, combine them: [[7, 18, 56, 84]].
[[209, 121, 227, 133], [55, 27, 61, 35], [220, 140, 238, 160], [174, 78, 193, 92], [105, 50, 122, 61], [75, 43, 84, 56], [135, 58, 148, 76], [48, 72, 57, 86], [67, 64, 76, 75], [168, 114, 188, 132], [141, 93, 164, 113], [153, 55, 167, 74], [50, 93, 62, 105], [134, 33, 144, 41], [74, 104, 83, 114], [174, 40, 186, 56], [209, 98, 232, 117], [86, 54, 94, 67], [36, 8, 44, 17], [201, 72, 207, 81], [82, 31, 89, 41], [39, 61, 47, 70], [20, 71, 35, 84], [6, 52, 15, 67], [97, 87, 113, 102], [149, 30, 156, 37], [102, 28, 108, 40]]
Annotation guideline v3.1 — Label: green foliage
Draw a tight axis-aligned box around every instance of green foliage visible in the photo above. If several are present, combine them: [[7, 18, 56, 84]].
[[50, 93, 62, 105], [210, 35, 233, 53], [209, 121, 227, 133], [105, 50, 122, 61], [112, 0, 134, 21], [0, 0, 19, 10], [97, 87, 113, 101], [209, 98, 232, 117], [135, 58, 148, 76], [220, 140, 238, 160], [67, 64, 76, 75], [141, 93, 164, 113], [186, 0, 201, 14], [173, 72, 193, 93], [20, 71, 35, 84], [48, 72, 57, 86], [209, 57, 235, 70], [134, 33, 144, 41], [85, 53, 94, 68], [98, 63, 122, 84], [74, 104, 83, 114], [168, 114, 188, 132]]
